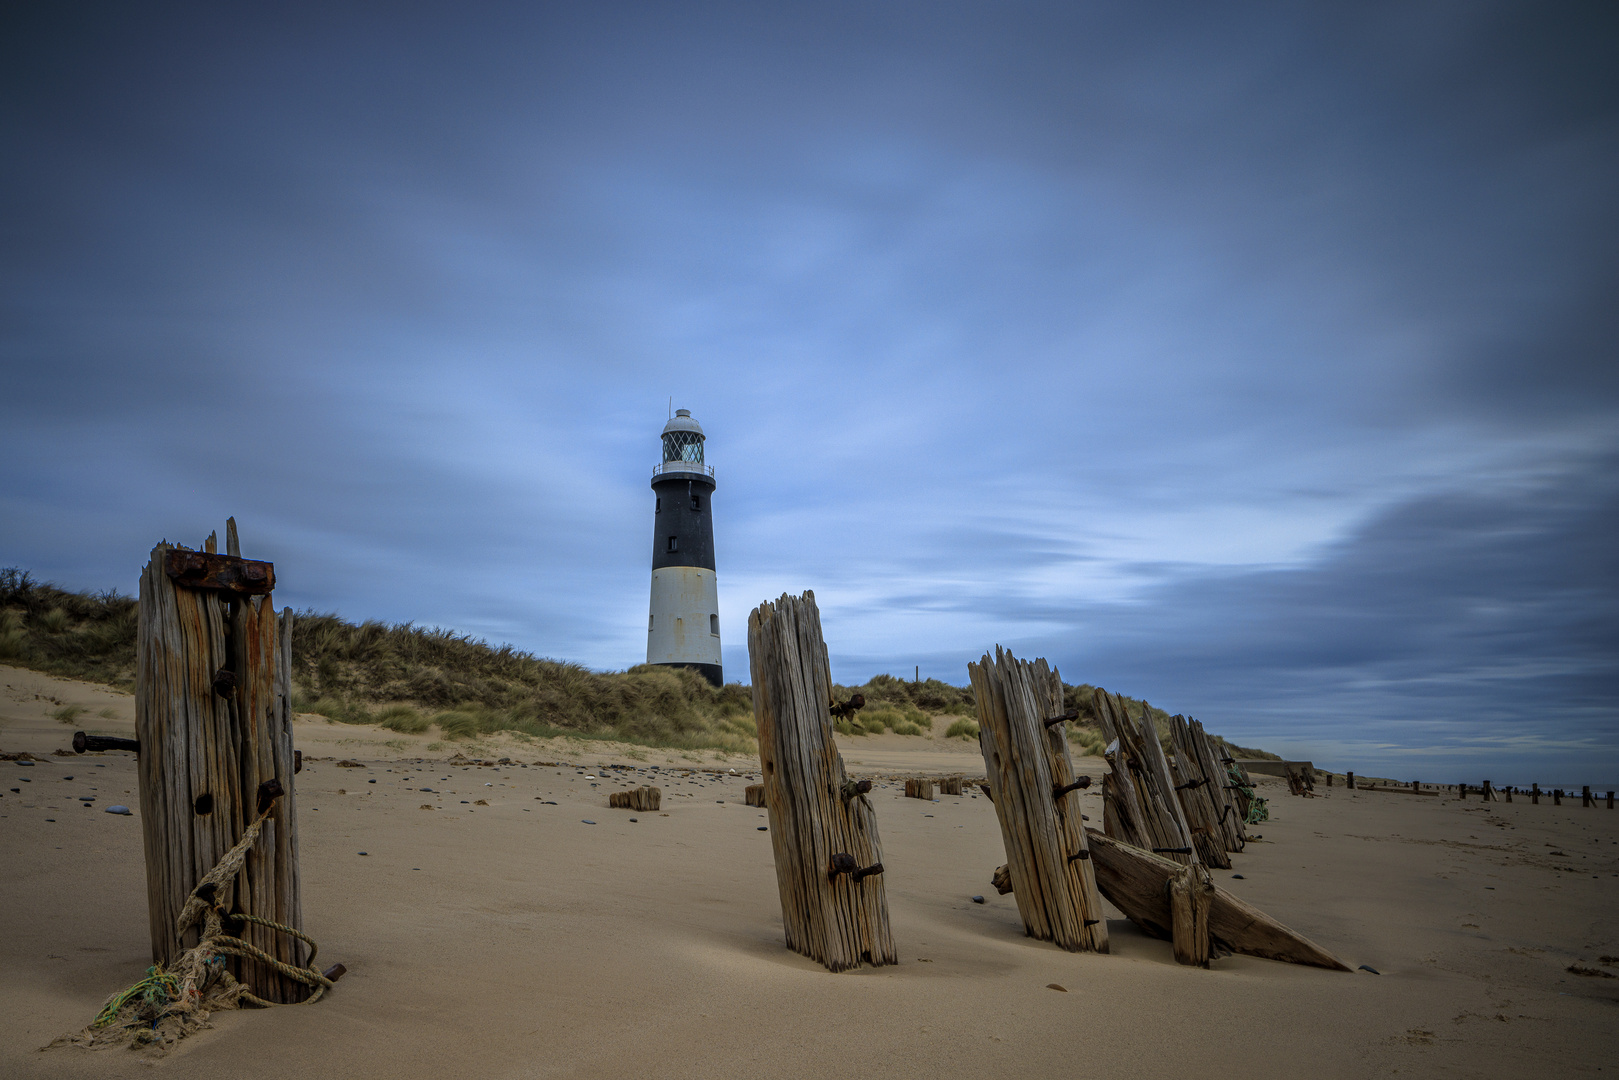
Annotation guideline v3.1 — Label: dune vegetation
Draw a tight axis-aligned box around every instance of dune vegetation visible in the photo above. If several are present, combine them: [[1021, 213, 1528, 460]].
[[0, 567, 1273, 759]]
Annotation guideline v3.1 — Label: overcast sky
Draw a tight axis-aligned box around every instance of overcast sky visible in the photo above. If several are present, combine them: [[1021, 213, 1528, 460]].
[[3, 2, 1615, 781]]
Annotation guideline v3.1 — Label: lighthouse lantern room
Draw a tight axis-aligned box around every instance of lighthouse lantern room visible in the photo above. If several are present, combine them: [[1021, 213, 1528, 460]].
[[646, 409, 722, 685]]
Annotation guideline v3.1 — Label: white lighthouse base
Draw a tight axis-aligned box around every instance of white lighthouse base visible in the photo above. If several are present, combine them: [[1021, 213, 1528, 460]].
[[647, 566, 721, 670]]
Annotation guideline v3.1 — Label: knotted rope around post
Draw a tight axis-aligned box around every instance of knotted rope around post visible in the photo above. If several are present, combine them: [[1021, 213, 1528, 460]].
[[50, 784, 338, 1053]]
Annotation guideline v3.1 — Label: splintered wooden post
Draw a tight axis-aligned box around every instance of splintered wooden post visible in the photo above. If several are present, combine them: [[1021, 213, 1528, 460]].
[[1347, 771, 1355, 789], [136, 523, 306, 1002], [1531, 783, 1539, 804], [747, 592, 895, 972], [1168, 862, 1214, 967], [970, 648, 1107, 953], [1092, 689, 1195, 866]]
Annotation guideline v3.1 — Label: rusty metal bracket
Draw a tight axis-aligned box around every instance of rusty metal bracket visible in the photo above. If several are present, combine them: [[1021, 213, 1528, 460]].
[[838, 778, 873, 803], [165, 549, 275, 595], [1052, 776, 1092, 799], [73, 731, 140, 754], [256, 778, 285, 816]]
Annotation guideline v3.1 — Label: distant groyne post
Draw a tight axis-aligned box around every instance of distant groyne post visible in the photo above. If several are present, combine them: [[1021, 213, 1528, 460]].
[[135, 519, 308, 1002], [747, 591, 895, 972]]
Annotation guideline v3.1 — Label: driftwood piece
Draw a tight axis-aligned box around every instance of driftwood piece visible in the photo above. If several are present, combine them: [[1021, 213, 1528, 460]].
[[938, 776, 963, 796], [1093, 690, 1195, 865], [745, 783, 766, 807], [608, 786, 662, 811], [970, 648, 1107, 952], [991, 863, 1013, 895], [748, 592, 895, 972], [137, 525, 306, 1003], [1087, 831, 1350, 971], [904, 778, 934, 800], [1169, 862, 1215, 967]]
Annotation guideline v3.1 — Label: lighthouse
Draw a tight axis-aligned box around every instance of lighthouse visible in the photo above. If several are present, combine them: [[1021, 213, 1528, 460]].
[[646, 409, 722, 685]]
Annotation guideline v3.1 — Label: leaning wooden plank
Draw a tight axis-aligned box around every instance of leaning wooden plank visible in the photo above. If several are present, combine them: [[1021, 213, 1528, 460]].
[[971, 648, 1106, 952], [1086, 831, 1351, 971], [748, 591, 895, 972]]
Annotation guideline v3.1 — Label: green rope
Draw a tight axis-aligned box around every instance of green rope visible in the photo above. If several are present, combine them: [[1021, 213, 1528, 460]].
[[91, 966, 180, 1029]]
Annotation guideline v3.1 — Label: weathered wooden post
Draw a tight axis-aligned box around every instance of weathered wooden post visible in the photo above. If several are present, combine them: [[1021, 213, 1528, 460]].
[[970, 648, 1108, 953], [1092, 689, 1195, 864], [137, 521, 306, 1002], [1347, 771, 1354, 789], [1168, 715, 1234, 866], [904, 778, 935, 800], [1607, 791, 1614, 809], [747, 592, 895, 972], [1168, 862, 1214, 967], [1481, 780, 1495, 802], [1532, 783, 1540, 804], [1554, 789, 1563, 805], [1583, 786, 1593, 808]]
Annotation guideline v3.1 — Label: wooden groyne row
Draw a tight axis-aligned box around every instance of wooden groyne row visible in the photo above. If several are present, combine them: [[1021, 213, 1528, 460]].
[[1339, 773, 1614, 808], [744, 591, 1345, 974]]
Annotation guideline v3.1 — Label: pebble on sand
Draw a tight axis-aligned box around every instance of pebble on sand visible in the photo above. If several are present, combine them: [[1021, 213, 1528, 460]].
[[1046, 983, 1067, 992], [105, 805, 132, 815]]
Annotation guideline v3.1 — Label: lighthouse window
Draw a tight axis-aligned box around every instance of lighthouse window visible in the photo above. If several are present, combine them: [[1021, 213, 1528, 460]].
[[649, 614, 655, 631], [662, 430, 705, 464], [655, 497, 661, 513], [691, 495, 701, 511], [710, 614, 719, 636], [667, 536, 678, 553]]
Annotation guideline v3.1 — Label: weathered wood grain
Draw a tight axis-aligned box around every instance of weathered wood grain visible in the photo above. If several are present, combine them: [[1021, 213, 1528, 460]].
[[608, 786, 662, 811], [1087, 831, 1351, 971], [970, 648, 1107, 953], [137, 529, 305, 1003], [748, 592, 895, 972]]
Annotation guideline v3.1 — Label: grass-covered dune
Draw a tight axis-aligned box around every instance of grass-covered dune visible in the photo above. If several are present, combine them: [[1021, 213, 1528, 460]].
[[0, 567, 1274, 759]]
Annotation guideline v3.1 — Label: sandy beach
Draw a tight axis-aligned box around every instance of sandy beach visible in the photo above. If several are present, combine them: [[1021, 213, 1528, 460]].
[[2, 663, 1615, 1079]]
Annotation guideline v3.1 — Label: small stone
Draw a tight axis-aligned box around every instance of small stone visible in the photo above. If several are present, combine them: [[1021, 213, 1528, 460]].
[[1358, 965, 1380, 974], [757, 826, 768, 831], [1231, 874, 1244, 879], [1046, 983, 1067, 992], [971, 895, 985, 904], [105, 805, 132, 815], [582, 819, 596, 825], [629, 817, 638, 822], [358, 851, 369, 856]]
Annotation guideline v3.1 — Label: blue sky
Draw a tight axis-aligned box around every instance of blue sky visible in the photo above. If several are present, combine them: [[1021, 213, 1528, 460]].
[[3, 2, 1615, 782]]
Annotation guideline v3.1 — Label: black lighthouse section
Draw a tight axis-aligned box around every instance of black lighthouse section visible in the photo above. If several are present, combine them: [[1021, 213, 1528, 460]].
[[651, 472, 717, 572], [651, 471, 721, 685]]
